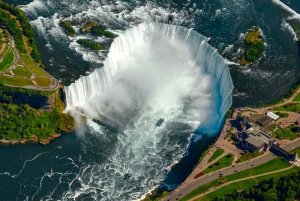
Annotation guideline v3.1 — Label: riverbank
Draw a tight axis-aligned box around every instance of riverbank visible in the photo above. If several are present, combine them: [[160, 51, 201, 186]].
[[164, 84, 300, 201], [0, 133, 62, 145], [0, 2, 75, 145]]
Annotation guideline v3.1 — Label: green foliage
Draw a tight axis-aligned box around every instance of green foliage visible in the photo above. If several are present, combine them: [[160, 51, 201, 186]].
[[274, 102, 300, 112], [0, 8, 25, 52], [0, 104, 68, 140], [59, 20, 76, 36], [0, 48, 14, 72], [180, 159, 291, 201], [272, 126, 298, 140], [275, 112, 289, 119], [212, 170, 300, 201], [239, 26, 265, 65], [90, 25, 115, 38], [77, 39, 102, 50], [0, 2, 42, 63], [294, 93, 300, 101], [13, 65, 32, 78], [208, 148, 225, 162]]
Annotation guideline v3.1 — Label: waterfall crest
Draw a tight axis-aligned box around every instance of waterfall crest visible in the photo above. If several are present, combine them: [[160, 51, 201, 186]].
[[63, 22, 233, 200], [65, 22, 233, 134]]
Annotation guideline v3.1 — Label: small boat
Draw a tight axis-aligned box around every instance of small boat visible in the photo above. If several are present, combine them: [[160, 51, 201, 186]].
[[155, 118, 164, 127]]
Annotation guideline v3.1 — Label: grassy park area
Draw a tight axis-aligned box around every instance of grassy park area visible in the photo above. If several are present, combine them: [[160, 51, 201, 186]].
[[239, 26, 265, 65], [208, 148, 225, 162], [180, 159, 292, 201], [203, 154, 234, 174], [272, 126, 298, 140], [274, 102, 300, 112]]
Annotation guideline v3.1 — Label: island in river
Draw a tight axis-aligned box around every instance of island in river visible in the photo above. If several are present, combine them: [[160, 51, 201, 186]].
[[239, 26, 265, 66], [0, 2, 75, 145]]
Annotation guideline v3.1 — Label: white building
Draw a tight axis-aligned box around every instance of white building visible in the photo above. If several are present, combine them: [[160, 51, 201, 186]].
[[266, 111, 279, 121]]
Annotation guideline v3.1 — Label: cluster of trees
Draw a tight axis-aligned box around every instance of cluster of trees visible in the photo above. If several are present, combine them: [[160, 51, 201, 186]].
[[59, 20, 76, 36], [213, 171, 300, 201], [0, 8, 25, 52], [0, 2, 42, 63], [77, 39, 102, 51], [243, 26, 264, 63], [0, 103, 73, 140], [90, 24, 115, 38], [0, 84, 49, 109]]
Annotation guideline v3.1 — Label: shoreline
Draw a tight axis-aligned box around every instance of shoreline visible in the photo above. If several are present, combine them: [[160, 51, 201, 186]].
[[0, 133, 67, 146], [164, 84, 300, 200]]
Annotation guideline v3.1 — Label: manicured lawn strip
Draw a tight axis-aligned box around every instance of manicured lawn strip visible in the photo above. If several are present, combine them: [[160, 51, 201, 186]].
[[180, 159, 290, 201], [13, 66, 32, 78], [203, 154, 234, 174], [203, 167, 299, 201], [0, 75, 32, 86], [273, 102, 300, 112], [0, 48, 14, 72], [226, 159, 290, 181], [20, 54, 49, 77], [34, 76, 51, 87], [208, 148, 224, 162]]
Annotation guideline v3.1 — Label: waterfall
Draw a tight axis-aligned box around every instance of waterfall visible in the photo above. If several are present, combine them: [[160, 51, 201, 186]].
[[65, 22, 233, 134], [63, 22, 233, 200]]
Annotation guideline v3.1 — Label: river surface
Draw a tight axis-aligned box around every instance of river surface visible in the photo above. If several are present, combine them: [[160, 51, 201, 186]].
[[0, 0, 300, 200]]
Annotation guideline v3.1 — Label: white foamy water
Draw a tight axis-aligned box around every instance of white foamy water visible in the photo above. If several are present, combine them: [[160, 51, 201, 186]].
[[281, 20, 298, 41], [21, 0, 200, 64], [63, 22, 233, 200], [271, 0, 300, 20]]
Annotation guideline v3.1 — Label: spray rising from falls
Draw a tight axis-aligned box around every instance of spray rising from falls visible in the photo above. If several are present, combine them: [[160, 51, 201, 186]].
[[64, 22, 233, 200]]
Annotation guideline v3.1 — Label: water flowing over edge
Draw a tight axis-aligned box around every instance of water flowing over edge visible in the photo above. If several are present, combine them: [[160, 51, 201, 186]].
[[64, 22, 233, 134], [63, 22, 233, 200]]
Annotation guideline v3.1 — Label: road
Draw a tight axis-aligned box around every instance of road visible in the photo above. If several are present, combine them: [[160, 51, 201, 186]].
[[164, 138, 300, 201], [188, 165, 294, 201]]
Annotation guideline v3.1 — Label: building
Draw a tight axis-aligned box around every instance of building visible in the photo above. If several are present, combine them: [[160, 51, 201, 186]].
[[255, 115, 273, 127], [266, 111, 279, 121], [270, 144, 298, 162], [240, 128, 275, 152]]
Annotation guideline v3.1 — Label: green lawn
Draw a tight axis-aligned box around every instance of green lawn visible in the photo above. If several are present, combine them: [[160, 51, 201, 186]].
[[0, 48, 14, 72], [208, 148, 224, 162], [236, 152, 262, 163], [293, 93, 300, 101], [180, 159, 290, 201], [275, 112, 289, 119], [0, 75, 32, 86], [226, 159, 290, 181], [34, 76, 51, 87], [202, 167, 299, 201], [272, 126, 298, 140], [13, 65, 32, 78], [273, 103, 300, 112], [203, 154, 234, 174], [20, 54, 49, 77]]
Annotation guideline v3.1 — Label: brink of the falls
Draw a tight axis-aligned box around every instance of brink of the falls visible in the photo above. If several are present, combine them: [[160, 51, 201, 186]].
[[63, 22, 233, 200]]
